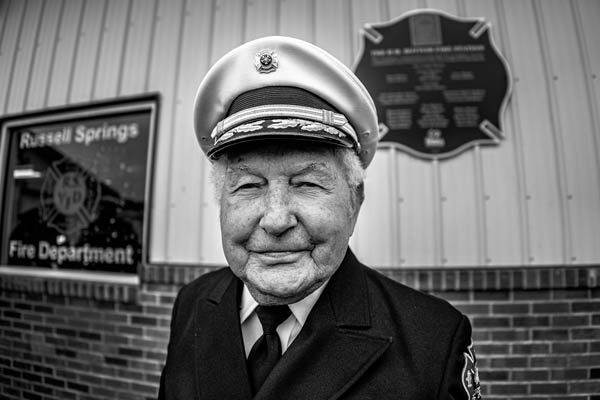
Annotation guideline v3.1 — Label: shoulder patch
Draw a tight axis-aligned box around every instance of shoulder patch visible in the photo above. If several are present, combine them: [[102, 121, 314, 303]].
[[461, 340, 481, 400]]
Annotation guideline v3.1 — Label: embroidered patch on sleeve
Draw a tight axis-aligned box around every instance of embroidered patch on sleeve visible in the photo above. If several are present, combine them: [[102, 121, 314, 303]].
[[461, 340, 481, 400]]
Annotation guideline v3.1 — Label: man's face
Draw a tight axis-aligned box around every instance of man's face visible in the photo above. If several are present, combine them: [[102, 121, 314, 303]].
[[219, 144, 361, 305]]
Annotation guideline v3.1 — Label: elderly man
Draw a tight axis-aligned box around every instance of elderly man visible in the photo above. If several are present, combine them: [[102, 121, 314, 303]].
[[158, 36, 480, 400]]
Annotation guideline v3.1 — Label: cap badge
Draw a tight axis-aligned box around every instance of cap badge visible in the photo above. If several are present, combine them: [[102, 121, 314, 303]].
[[255, 49, 278, 73]]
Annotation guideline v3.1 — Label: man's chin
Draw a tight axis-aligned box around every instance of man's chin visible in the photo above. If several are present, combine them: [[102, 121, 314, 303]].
[[241, 260, 323, 304], [246, 280, 312, 305]]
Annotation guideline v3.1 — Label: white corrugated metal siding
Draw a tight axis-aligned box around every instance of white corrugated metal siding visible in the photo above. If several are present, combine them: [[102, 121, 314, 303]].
[[0, 0, 599, 267]]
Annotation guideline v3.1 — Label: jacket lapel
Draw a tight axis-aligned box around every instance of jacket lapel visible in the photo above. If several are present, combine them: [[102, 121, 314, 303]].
[[194, 272, 253, 399], [255, 250, 392, 400]]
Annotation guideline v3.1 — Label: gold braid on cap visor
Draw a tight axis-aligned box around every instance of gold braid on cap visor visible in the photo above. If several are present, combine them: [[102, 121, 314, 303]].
[[210, 104, 360, 150]]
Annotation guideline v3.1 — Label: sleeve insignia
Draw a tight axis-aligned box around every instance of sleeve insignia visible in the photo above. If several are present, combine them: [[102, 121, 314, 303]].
[[461, 340, 481, 400]]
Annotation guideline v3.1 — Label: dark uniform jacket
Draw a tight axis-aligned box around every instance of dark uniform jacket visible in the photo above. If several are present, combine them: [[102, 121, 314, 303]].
[[158, 249, 479, 399]]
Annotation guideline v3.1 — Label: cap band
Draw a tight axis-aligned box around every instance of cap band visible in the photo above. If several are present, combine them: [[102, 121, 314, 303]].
[[206, 118, 354, 159], [211, 104, 359, 146]]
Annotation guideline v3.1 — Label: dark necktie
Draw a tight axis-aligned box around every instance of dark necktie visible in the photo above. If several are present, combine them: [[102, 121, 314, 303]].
[[247, 305, 292, 394]]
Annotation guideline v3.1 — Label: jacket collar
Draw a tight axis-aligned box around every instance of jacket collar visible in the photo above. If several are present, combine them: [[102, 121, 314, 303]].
[[328, 248, 372, 328], [255, 249, 392, 399], [194, 275, 253, 399]]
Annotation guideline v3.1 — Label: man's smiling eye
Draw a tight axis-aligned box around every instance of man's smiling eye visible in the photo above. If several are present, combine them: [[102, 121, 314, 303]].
[[295, 181, 321, 189], [237, 182, 262, 190]]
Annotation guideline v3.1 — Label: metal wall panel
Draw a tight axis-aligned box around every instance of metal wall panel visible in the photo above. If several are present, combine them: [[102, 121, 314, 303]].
[[1, 0, 599, 268], [25, 0, 61, 111], [145, 0, 185, 261], [314, 0, 352, 66], [246, 0, 278, 39], [69, 0, 106, 103], [279, 0, 313, 41], [385, 0, 436, 267], [396, 154, 438, 267], [167, 0, 214, 263], [436, 0, 482, 267], [466, 0, 526, 266], [350, 0, 385, 57], [0, 0, 9, 34], [351, 149, 398, 266], [196, 0, 246, 265], [575, 0, 600, 261], [0, 0, 27, 113], [388, 0, 422, 18], [45, 0, 85, 106], [540, 0, 600, 264], [13, 0, 43, 111], [119, 0, 156, 95], [349, 0, 396, 267], [503, 0, 565, 265], [92, 0, 129, 99]]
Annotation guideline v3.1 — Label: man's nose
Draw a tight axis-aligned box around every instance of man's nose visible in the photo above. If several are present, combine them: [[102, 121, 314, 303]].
[[259, 186, 297, 236]]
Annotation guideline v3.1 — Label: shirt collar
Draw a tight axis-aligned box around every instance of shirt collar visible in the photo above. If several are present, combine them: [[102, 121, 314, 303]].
[[239, 281, 329, 326]]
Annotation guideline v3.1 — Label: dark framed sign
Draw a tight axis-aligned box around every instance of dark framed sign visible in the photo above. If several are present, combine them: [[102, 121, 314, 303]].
[[354, 9, 511, 159], [0, 95, 158, 275]]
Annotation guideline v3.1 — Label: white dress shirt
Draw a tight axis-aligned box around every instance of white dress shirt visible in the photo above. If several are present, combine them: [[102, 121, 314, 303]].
[[239, 282, 328, 358]]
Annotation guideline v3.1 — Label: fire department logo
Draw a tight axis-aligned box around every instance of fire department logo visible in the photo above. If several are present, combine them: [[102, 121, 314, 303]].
[[254, 49, 278, 73], [462, 340, 481, 400], [40, 159, 101, 234]]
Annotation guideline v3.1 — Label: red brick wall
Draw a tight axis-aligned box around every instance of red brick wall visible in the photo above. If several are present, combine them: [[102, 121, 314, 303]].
[[1, 265, 599, 399]]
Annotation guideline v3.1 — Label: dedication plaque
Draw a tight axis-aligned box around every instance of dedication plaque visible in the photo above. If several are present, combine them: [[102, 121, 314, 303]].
[[0, 95, 158, 274], [354, 10, 511, 159]]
